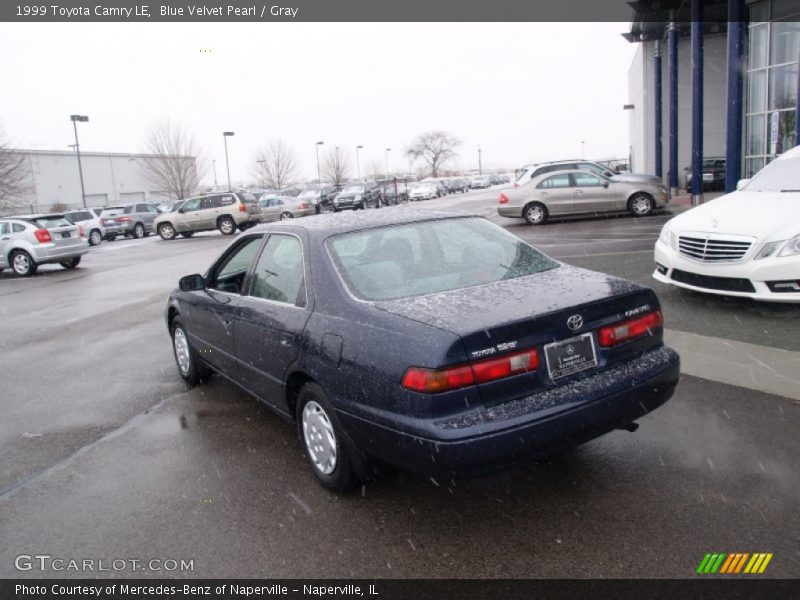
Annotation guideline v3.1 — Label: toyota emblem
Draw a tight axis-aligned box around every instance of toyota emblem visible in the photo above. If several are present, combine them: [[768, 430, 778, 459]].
[[567, 315, 583, 331]]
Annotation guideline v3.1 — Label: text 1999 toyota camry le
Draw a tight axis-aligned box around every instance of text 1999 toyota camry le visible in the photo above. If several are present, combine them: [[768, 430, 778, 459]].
[[165, 210, 680, 492]]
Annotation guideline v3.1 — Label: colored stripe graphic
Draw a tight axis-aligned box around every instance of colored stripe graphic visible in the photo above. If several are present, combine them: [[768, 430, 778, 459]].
[[698, 552, 772, 574]]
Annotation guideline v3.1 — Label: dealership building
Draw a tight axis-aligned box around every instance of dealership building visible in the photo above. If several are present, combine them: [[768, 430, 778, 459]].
[[625, 0, 799, 198], [7, 149, 191, 213]]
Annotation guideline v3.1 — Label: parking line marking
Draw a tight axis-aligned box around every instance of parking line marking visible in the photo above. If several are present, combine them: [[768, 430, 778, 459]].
[[664, 329, 800, 401]]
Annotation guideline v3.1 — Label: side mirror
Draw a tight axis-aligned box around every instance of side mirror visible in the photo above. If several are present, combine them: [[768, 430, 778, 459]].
[[603, 181, 610, 188], [179, 274, 205, 292], [736, 178, 750, 191], [604, 171, 613, 177]]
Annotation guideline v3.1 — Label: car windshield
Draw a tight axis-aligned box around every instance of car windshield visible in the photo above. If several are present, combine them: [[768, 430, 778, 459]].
[[742, 156, 800, 192], [327, 217, 559, 301], [238, 192, 258, 203], [341, 185, 365, 194]]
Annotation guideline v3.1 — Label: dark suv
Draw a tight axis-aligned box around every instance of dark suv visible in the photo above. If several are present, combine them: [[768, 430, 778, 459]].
[[332, 180, 382, 211]]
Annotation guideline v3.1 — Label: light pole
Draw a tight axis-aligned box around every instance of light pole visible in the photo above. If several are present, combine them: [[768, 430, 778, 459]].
[[477, 145, 482, 175], [581, 140, 585, 159], [212, 160, 218, 187], [315, 141, 324, 187], [256, 159, 266, 188], [222, 131, 234, 190], [356, 145, 363, 178], [385, 148, 391, 178], [70, 115, 89, 207]]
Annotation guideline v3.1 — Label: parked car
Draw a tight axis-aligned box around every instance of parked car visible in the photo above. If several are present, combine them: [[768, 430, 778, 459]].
[[408, 182, 438, 201], [165, 210, 680, 492], [0, 214, 88, 276], [498, 169, 669, 225], [154, 191, 262, 240], [298, 186, 338, 213], [489, 173, 501, 185], [277, 186, 303, 197], [97, 203, 160, 240], [332, 181, 382, 211], [447, 178, 469, 193], [516, 160, 662, 188], [654, 146, 800, 303], [259, 196, 316, 221], [64, 208, 105, 246], [377, 179, 409, 205], [470, 176, 491, 189], [684, 158, 726, 192]]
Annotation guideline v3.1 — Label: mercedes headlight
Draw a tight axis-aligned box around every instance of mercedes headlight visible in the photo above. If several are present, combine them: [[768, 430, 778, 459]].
[[658, 225, 669, 245], [754, 240, 783, 260], [778, 235, 800, 258]]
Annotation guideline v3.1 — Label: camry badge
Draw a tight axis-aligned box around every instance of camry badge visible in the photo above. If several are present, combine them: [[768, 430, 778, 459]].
[[567, 315, 583, 331]]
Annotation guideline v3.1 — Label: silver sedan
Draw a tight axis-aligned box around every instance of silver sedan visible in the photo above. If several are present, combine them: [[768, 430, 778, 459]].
[[497, 169, 669, 225], [258, 196, 316, 222]]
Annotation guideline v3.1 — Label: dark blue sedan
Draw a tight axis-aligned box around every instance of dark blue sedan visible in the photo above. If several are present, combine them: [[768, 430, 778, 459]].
[[165, 210, 680, 492]]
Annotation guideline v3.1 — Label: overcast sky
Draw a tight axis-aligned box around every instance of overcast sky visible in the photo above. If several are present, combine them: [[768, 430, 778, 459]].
[[0, 22, 637, 184]]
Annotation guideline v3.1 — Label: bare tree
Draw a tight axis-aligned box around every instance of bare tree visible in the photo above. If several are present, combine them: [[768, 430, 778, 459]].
[[405, 130, 461, 178], [140, 120, 205, 200], [364, 160, 383, 181], [253, 139, 298, 189], [0, 125, 31, 213], [322, 147, 352, 187]]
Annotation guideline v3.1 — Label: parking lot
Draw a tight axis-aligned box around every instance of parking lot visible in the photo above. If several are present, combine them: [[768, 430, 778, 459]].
[[1, 188, 798, 578]]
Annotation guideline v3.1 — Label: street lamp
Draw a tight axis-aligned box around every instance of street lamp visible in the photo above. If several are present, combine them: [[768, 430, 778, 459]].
[[256, 159, 266, 187], [70, 114, 89, 207], [581, 140, 585, 159], [222, 131, 234, 190], [477, 145, 482, 175], [356, 145, 363, 178], [385, 148, 392, 178], [315, 141, 324, 187], [212, 159, 218, 187]]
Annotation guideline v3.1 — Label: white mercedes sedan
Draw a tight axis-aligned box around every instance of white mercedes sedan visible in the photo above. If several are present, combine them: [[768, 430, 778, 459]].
[[654, 146, 800, 303]]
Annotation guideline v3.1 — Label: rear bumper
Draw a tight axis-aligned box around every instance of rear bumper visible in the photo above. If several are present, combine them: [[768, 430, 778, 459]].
[[31, 242, 89, 263], [338, 346, 680, 476]]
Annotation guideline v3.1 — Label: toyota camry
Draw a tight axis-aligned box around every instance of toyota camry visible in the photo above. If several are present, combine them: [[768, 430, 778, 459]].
[[165, 209, 680, 492]]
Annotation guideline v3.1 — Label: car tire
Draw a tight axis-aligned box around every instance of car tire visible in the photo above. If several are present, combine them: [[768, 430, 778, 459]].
[[10, 250, 37, 277], [158, 223, 177, 240], [218, 216, 236, 235], [88, 229, 103, 246], [60, 257, 81, 269], [280, 211, 293, 220], [523, 202, 548, 225], [628, 193, 654, 217], [296, 383, 366, 493], [179, 232, 194, 238], [133, 223, 145, 239], [171, 318, 210, 386]]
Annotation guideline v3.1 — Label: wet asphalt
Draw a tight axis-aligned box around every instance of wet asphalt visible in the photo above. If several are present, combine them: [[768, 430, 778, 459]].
[[1, 189, 798, 578]]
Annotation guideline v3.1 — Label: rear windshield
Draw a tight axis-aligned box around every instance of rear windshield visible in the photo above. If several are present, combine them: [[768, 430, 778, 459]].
[[100, 208, 123, 217], [327, 217, 559, 301], [238, 192, 258, 204], [32, 216, 72, 229]]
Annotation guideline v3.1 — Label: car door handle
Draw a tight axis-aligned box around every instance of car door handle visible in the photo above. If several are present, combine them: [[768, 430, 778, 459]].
[[574, 190, 584, 194], [1, 236, 9, 240]]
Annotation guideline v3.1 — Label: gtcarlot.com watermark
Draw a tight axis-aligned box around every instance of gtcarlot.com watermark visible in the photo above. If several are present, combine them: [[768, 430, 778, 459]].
[[14, 554, 194, 573]]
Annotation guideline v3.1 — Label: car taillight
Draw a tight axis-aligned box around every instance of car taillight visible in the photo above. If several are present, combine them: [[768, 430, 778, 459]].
[[239, 203, 247, 212], [34, 229, 52, 243], [401, 349, 539, 394], [298, 202, 310, 209], [118, 216, 131, 222], [499, 193, 509, 204], [78, 225, 85, 236], [598, 310, 663, 347]]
